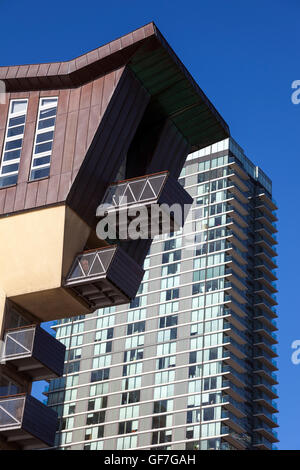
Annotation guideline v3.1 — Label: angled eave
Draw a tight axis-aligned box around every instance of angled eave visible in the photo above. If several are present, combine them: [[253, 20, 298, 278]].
[[0, 22, 229, 150]]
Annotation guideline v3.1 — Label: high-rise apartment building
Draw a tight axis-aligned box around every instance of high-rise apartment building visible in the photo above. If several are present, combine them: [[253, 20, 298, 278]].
[[47, 137, 279, 451]]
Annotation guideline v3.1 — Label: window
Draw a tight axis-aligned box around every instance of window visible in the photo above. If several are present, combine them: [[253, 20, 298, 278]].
[[84, 426, 104, 441], [0, 99, 28, 188], [91, 368, 110, 383], [88, 396, 107, 410], [118, 420, 138, 434], [86, 411, 106, 425], [29, 97, 58, 181], [127, 321, 145, 335], [121, 390, 140, 405]]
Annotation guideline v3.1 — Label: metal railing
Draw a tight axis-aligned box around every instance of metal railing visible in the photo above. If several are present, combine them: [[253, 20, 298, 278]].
[[65, 246, 117, 286], [0, 395, 25, 428], [99, 172, 168, 211], [3, 326, 35, 360]]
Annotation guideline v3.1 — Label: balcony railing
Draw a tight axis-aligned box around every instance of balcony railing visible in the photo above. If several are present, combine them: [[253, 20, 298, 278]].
[[2, 325, 65, 380], [0, 394, 57, 449], [65, 245, 144, 309], [97, 171, 193, 237]]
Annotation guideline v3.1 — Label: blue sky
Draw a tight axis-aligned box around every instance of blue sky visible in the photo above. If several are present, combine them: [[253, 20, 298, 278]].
[[1, 0, 299, 450]]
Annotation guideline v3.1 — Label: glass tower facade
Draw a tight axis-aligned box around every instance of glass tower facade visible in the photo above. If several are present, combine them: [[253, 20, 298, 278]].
[[46, 137, 278, 450]]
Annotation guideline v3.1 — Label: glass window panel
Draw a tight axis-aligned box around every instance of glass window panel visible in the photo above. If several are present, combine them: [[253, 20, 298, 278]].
[[3, 149, 21, 162], [11, 100, 27, 114], [5, 139, 23, 151], [38, 117, 56, 130], [30, 167, 50, 180], [1, 163, 19, 174], [34, 141, 53, 155], [9, 116, 25, 127], [32, 155, 51, 168], [36, 130, 54, 143], [7, 125, 24, 138]]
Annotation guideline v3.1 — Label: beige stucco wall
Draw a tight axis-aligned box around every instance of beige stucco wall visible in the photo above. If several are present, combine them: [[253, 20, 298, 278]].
[[0, 204, 92, 322]]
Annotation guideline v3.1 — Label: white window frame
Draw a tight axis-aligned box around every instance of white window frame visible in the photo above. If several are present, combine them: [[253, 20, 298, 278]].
[[29, 97, 58, 181], [0, 99, 28, 187]]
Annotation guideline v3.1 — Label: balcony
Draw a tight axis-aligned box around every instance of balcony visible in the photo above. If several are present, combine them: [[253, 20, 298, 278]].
[[254, 393, 278, 414], [254, 362, 278, 386], [97, 171, 193, 238], [2, 325, 65, 381], [64, 245, 144, 309], [254, 337, 277, 359], [0, 394, 57, 449], [222, 394, 246, 418], [254, 378, 278, 399], [254, 407, 278, 428], [253, 435, 273, 450], [221, 426, 247, 450], [226, 217, 248, 240], [254, 324, 278, 345], [227, 171, 249, 193], [253, 421, 279, 443], [222, 364, 247, 388], [254, 270, 277, 294], [222, 379, 246, 402], [254, 313, 277, 333], [254, 298, 277, 319], [256, 193, 278, 212]]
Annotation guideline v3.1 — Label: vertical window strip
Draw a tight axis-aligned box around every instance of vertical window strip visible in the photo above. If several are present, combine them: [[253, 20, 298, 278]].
[[0, 99, 28, 188], [29, 97, 58, 181]]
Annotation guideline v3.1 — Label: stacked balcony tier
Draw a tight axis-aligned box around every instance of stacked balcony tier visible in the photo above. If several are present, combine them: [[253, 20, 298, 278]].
[[0, 394, 57, 449], [2, 325, 66, 381]]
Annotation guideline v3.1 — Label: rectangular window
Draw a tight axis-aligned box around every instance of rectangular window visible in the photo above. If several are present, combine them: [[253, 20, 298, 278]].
[[0, 99, 28, 188], [29, 97, 58, 181]]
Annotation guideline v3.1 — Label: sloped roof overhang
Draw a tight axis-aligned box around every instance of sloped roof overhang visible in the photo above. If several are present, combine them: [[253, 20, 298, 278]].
[[0, 22, 229, 150]]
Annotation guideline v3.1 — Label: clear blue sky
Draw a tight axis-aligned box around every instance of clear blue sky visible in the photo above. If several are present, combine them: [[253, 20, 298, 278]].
[[1, 0, 299, 450]]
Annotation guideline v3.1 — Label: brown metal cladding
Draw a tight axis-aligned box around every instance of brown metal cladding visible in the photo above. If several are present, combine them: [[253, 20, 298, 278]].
[[146, 119, 190, 180], [67, 67, 151, 227], [0, 68, 124, 217]]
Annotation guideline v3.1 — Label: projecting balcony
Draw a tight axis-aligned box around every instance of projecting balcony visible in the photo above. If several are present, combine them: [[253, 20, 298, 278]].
[[64, 245, 144, 309], [0, 394, 57, 449], [256, 192, 278, 212], [227, 171, 249, 193], [254, 408, 278, 428], [254, 324, 278, 345], [221, 426, 247, 450], [253, 422, 279, 443], [222, 394, 246, 418], [226, 217, 248, 240], [254, 394, 278, 414], [97, 171, 193, 238], [253, 379, 278, 399], [254, 313, 277, 333], [222, 379, 246, 402], [254, 362, 278, 386], [227, 183, 249, 205], [255, 202, 278, 222], [2, 325, 65, 381]]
